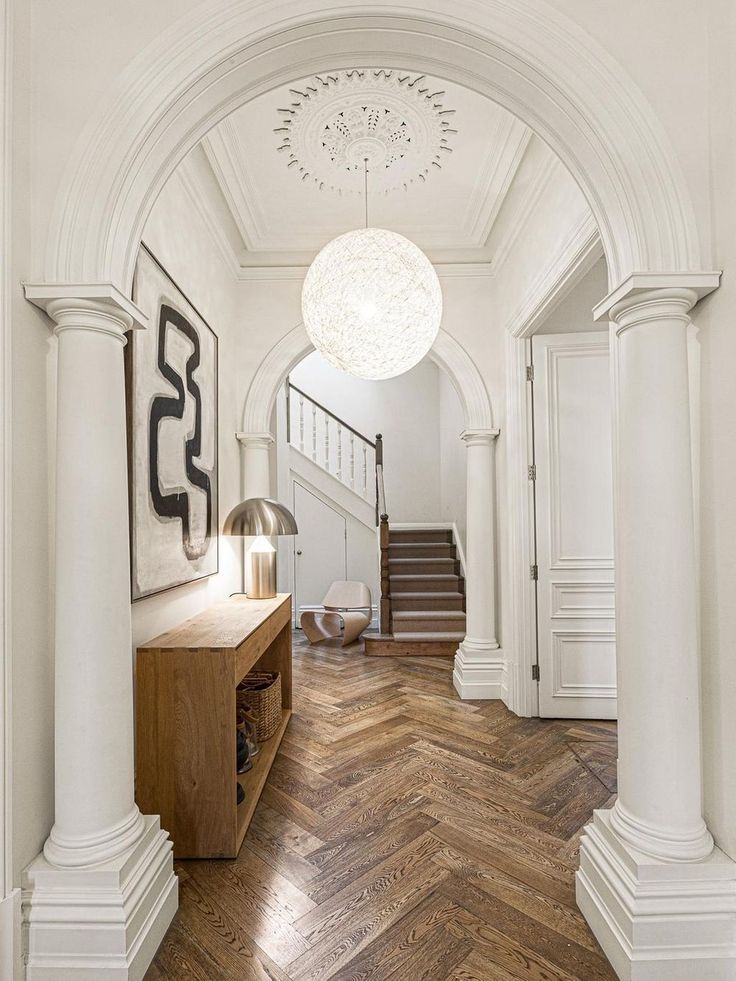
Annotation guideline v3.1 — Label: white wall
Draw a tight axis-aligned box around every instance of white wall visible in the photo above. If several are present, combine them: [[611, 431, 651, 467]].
[[695, 0, 736, 862], [131, 170, 244, 648], [290, 351, 443, 523], [438, 372, 467, 550]]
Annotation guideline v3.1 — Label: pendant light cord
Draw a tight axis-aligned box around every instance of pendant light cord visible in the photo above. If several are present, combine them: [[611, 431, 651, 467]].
[[364, 157, 369, 228]]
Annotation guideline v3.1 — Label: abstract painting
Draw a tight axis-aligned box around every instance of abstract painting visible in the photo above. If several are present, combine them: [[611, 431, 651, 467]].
[[128, 244, 218, 600]]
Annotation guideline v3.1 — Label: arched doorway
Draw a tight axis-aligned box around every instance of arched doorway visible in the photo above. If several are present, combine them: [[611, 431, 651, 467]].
[[22, 3, 728, 978]]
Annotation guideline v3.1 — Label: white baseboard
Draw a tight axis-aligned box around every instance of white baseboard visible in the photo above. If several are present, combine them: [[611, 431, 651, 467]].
[[22, 815, 177, 980], [577, 810, 736, 980], [453, 640, 505, 699], [0, 888, 21, 981]]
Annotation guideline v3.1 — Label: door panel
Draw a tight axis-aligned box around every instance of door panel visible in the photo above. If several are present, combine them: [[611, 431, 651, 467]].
[[293, 481, 347, 623], [533, 333, 616, 719]]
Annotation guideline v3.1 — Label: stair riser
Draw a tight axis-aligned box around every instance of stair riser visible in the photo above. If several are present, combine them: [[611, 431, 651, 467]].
[[389, 530, 452, 544], [392, 596, 466, 612], [388, 545, 456, 559], [390, 577, 465, 593], [394, 619, 466, 633], [389, 560, 459, 575]]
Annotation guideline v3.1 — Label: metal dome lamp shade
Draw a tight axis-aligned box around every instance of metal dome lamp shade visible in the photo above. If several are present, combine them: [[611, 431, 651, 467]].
[[301, 161, 442, 380], [223, 498, 298, 599]]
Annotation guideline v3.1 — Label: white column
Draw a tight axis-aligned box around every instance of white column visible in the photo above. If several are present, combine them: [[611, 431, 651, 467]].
[[236, 432, 275, 594], [453, 428, 504, 699], [48, 298, 144, 865], [608, 288, 712, 862], [237, 431, 274, 500], [21, 289, 176, 979], [577, 282, 736, 981]]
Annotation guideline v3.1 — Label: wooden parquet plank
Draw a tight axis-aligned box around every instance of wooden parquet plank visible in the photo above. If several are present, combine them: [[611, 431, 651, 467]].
[[146, 631, 618, 981]]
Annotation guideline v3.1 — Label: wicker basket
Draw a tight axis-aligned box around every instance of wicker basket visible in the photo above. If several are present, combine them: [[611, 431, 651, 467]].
[[236, 671, 281, 742]]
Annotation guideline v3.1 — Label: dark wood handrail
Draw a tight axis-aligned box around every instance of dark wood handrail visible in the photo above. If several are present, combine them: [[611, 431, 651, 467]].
[[288, 383, 377, 448], [375, 432, 391, 633]]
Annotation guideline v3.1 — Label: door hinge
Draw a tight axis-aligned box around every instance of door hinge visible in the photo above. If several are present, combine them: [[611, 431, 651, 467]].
[[528, 464, 536, 481], [532, 664, 540, 681], [530, 563, 538, 581], [526, 365, 534, 382]]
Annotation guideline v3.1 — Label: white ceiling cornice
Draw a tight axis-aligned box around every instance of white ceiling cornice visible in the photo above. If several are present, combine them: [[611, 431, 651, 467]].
[[488, 151, 559, 273], [202, 120, 268, 251], [464, 117, 531, 247], [199, 78, 537, 256]]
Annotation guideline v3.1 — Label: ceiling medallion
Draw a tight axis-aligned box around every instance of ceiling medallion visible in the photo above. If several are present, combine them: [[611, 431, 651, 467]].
[[275, 69, 457, 194]]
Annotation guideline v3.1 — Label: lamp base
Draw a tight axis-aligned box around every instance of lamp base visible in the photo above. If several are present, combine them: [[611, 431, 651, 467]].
[[247, 550, 277, 599]]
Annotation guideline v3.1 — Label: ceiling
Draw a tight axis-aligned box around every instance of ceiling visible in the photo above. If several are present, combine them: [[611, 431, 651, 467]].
[[179, 67, 570, 271]]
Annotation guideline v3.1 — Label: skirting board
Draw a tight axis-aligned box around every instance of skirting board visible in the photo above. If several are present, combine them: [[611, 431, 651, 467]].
[[453, 645, 505, 699], [23, 816, 177, 981], [0, 888, 21, 981], [577, 810, 736, 981]]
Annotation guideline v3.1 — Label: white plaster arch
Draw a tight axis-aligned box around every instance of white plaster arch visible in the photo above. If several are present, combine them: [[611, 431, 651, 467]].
[[242, 323, 493, 435], [43, 0, 706, 295]]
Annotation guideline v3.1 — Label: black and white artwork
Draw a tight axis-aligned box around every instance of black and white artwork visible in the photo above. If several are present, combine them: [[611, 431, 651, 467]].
[[128, 245, 218, 600]]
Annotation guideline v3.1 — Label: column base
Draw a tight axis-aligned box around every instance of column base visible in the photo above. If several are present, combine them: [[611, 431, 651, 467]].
[[0, 887, 21, 980], [453, 638, 504, 700], [22, 815, 177, 980], [609, 799, 714, 863], [577, 810, 736, 980]]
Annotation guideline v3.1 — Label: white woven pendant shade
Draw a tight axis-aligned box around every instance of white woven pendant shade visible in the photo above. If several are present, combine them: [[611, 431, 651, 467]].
[[301, 227, 442, 380]]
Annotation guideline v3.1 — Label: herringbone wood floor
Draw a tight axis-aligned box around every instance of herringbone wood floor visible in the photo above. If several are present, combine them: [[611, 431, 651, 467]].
[[146, 632, 618, 980]]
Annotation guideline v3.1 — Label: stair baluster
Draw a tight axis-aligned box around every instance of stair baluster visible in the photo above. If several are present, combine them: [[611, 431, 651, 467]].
[[311, 402, 317, 462], [298, 393, 305, 453]]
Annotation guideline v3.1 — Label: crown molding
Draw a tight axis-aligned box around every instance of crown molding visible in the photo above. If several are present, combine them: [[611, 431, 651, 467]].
[[593, 272, 722, 321], [175, 157, 243, 281], [504, 212, 603, 337], [468, 118, 531, 247], [202, 88, 532, 256], [489, 149, 559, 273]]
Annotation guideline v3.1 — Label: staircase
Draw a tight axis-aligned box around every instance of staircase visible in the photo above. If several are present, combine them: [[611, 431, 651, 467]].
[[364, 527, 467, 657]]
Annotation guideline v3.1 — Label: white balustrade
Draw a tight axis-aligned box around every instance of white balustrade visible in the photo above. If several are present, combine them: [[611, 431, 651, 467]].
[[288, 384, 375, 504], [298, 393, 305, 453], [311, 403, 317, 462]]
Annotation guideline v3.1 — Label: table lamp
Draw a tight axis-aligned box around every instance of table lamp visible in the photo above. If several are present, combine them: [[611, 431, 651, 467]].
[[223, 497, 298, 599]]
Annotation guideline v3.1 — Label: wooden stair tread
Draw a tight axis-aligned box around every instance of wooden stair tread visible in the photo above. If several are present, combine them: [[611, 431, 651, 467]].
[[393, 610, 466, 620], [391, 630, 466, 641], [390, 573, 460, 581]]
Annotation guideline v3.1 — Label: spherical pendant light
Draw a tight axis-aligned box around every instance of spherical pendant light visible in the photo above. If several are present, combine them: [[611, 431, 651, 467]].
[[301, 227, 442, 380]]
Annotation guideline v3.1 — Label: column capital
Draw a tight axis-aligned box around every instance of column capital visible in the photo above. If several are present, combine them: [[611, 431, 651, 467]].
[[461, 428, 500, 446], [236, 431, 274, 449], [24, 283, 147, 339], [593, 271, 720, 323]]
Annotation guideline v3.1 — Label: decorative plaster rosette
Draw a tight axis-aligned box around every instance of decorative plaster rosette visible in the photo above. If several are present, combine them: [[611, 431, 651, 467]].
[[274, 69, 457, 194]]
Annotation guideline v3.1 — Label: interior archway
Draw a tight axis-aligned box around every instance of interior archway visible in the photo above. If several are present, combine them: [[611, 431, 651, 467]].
[[242, 324, 493, 435], [43, 0, 705, 293]]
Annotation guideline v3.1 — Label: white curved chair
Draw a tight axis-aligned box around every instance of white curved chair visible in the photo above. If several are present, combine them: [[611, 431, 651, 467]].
[[300, 581, 372, 647]]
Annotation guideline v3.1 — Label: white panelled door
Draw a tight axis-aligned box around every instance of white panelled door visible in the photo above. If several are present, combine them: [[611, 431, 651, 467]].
[[293, 481, 347, 625], [532, 332, 616, 719]]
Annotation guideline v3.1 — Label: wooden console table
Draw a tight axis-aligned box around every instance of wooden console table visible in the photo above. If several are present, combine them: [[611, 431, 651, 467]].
[[135, 593, 292, 858]]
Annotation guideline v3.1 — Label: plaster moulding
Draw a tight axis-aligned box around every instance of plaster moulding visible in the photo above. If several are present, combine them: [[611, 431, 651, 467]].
[[274, 68, 457, 195], [242, 323, 493, 436], [504, 213, 604, 338], [42, 0, 707, 291]]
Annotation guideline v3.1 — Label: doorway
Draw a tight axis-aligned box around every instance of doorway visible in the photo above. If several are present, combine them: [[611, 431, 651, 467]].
[[531, 332, 616, 720], [292, 481, 347, 626]]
